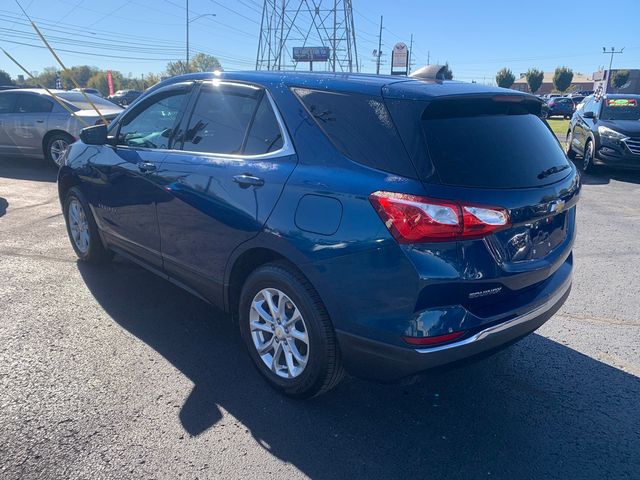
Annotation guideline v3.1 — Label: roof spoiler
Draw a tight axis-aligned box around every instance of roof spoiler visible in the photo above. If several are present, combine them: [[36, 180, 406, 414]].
[[410, 64, 447, 81]]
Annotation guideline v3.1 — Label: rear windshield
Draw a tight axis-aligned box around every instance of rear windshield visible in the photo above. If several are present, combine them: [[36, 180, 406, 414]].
[[56, 92, 118, 111], [421, 98, 571, 188]]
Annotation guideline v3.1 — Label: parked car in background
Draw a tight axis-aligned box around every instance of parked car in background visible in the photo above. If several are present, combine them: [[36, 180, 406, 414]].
[[0, 89, 123, 164], [107, 89, 141, 107], [543, 96, 575, 118], [72, 87, 103, 97], [566, 94, 640, 172], [569, 90, 594, 97], [58, 71, 578, 397]]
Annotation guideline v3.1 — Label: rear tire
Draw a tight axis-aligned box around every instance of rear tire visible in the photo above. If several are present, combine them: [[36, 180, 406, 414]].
[[239, 262, 344, 398], [45, 132, 73, 167], [63, 187, 112, 263]]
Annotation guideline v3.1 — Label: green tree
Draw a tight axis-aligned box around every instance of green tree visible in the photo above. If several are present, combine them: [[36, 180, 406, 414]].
[[553, 66, 573, 93], [60, 65, 100, 89], [166, 60, 189, 76], [0, 70, 13, 86], [496, 67, 515, 88], [612, 69, 630, 89], [525, 68, 544, 94], [165, 54, 223, 76], [189, 53, 222, 72], [24, 67, 59, 88], [442, 62, 453, 80]]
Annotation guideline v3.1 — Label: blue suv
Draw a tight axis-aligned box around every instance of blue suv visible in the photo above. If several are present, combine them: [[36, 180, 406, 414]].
[[58, 71, 579, 397]]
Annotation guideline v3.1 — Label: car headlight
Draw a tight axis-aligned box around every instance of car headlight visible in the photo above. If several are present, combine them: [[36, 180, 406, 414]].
[[597, 126, 627, 140]]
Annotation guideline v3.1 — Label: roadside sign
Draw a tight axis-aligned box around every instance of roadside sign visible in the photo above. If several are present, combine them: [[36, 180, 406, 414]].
[[391, 42, 409, 76], [292, 47, 331, 62]]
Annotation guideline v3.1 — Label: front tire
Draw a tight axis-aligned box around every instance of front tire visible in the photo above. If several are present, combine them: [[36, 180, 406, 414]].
[[45, 132, 73, 167], [566, 131, 576, 159], [239, 262, 344, 398], [63, 187, 112, 263], [582, 140, 597, 174]]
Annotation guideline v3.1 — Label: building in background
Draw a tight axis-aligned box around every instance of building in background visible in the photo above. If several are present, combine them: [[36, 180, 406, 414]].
[[593, 69, 640, 95], [511, 72, 593, 94]]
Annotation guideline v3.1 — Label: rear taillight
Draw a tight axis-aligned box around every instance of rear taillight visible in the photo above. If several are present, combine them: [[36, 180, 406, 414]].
[[369, 191, 510, 243]]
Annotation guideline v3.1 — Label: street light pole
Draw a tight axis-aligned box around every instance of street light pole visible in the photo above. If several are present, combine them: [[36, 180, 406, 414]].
[[185, 1, 216, 74]]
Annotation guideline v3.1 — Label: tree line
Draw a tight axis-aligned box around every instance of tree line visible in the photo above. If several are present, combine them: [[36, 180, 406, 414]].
[[0, 53, 222, 96]]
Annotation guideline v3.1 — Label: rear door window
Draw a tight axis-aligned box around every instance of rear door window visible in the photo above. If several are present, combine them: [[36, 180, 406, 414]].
[[420, 98, 571, 188], [182, 84, 261, 155], [293, 88, 416, 178], [15, 93, 53, 113]]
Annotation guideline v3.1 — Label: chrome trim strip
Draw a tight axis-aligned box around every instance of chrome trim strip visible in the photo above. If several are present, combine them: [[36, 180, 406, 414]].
[[415, 278, 571, 354]]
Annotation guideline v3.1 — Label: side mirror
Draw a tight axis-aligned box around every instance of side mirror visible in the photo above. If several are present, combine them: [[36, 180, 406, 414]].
[[582, 111, 595, 119], [79, 124, 107, 145]]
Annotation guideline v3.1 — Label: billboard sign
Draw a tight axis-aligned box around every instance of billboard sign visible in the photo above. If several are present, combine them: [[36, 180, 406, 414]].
[[391, 42, 409, 75], [292, 46, 331, 62]]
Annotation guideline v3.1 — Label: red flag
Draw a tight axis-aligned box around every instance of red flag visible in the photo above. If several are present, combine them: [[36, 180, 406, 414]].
[[106, 70, 114, 96]]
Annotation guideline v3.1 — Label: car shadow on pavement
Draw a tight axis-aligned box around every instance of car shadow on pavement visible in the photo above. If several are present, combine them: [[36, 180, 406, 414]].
[[78, 258, 640, 479], [0, 156, 58, 183], [0, 197, 7, 217], [577, 166, 640, 186]]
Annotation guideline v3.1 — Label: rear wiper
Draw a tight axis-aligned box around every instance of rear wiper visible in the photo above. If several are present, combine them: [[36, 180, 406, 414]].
[[537, 164, 570, 179]]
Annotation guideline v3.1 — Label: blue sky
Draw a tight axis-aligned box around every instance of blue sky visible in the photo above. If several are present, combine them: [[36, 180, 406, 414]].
[[1, 0, 639, 84]]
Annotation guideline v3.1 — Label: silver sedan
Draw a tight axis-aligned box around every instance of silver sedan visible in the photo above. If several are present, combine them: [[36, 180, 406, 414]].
[[0, 89, 123, 165]]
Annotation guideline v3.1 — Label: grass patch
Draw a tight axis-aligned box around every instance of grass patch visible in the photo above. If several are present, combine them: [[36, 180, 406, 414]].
[[547, 118, 569, 140]]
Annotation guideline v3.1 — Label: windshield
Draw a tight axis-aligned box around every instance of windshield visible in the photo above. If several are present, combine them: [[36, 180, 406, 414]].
[[56, 92, 119, 111], [600, 98, 640, 120]]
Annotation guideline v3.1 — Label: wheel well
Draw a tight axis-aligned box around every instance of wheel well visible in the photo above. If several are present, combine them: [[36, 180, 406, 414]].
[[57, 171, 79, 203], [228, 248, 299, 315], [42, 129, 74, 156]]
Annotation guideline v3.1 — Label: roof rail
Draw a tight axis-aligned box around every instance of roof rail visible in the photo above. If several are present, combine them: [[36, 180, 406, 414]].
[[410, 64, 447, 81]]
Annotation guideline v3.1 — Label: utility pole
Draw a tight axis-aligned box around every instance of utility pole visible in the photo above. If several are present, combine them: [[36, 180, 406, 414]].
[[186, 0, 189, 71], [408, 33, 413, 74], [427, 50, 430, 65], [376, 15, 383, 75], [603, 46, 625, 78]]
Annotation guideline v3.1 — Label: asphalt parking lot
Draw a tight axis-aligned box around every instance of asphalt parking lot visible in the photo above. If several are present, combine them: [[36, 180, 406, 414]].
[[1, 156, 639, 480]]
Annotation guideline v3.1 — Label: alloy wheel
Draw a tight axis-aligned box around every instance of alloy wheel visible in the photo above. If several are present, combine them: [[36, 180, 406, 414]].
[[249, 288, 309, 379], [583, 142, 594, 172], [50, 139, 69, 165], [68, 198, 90, 253]]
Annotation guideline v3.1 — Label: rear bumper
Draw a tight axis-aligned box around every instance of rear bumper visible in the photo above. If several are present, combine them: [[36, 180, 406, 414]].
[[336, 275, 571, 382]]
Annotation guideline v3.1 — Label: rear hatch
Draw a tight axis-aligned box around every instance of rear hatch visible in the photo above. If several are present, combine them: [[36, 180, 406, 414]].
[[382, 88, 580, 316]]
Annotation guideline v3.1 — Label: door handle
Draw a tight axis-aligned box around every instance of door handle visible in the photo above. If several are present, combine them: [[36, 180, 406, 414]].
[[233, 173, 264, 188], [36, 120, 44, 123], [137, 161, 157, 173]]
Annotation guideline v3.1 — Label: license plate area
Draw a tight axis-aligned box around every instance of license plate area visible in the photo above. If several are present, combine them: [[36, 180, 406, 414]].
[[496, 211, 568, 262]]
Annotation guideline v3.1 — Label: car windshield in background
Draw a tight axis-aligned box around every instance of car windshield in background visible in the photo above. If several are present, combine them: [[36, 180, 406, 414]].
[[56, 92, 118, 111], [422, 99, 571, 188], [600, 98, 640, 121]]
